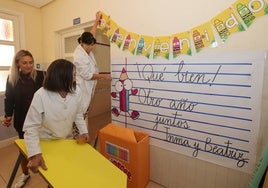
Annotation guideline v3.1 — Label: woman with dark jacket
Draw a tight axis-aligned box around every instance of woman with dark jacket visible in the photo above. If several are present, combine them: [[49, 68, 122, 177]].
[[1, 50, 45, 188]]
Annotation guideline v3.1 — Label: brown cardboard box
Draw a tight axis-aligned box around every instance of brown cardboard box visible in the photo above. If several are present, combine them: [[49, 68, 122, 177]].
[[99, 123, 149, 188]]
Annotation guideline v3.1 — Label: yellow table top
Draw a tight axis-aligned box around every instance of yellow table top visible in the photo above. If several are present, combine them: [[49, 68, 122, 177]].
[[15, 139, 127, 188]]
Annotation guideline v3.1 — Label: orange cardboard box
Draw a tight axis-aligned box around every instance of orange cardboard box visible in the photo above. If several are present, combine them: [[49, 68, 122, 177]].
[[99, 123, 149, 188]]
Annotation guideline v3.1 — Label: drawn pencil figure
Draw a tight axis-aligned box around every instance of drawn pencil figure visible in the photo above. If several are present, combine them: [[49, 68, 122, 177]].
[[111, 67, 140, 120]]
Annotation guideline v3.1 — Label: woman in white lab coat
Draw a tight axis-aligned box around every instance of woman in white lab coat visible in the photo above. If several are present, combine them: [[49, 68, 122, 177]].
[[23, 59, 89, 174], [73, 11, 111, 118]]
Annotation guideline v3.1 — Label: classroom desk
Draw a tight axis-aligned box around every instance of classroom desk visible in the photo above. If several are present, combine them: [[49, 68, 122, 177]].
[[8, 139, 127, 188]]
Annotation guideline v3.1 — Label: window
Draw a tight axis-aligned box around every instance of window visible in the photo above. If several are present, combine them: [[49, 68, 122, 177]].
[[0, 11, 21, 92], [60, 29, 84, 62]]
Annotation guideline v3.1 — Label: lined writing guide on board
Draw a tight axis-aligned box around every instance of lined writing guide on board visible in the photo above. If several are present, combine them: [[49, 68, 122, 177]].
[[110, 51, 265, 173]]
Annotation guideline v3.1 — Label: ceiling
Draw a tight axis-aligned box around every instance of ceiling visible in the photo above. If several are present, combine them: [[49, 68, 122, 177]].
[[15, 0, 54, 8]]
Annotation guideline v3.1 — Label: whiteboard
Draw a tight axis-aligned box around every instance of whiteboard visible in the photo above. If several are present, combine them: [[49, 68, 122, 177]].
[[110, 51, 266, 173]]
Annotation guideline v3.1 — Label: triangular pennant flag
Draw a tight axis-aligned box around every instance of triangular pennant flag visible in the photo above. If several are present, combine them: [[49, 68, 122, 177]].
[[190, 22, 217, 53], [122, 32, 140, 54], [110, 26, 128, 48], [211, 7, 245, 43], [153, 36, 170, 59], [98, 12, 111, 34], [104, 19, 118, 40], [135, 35, 154, 59], [171, 31, 192, 58]]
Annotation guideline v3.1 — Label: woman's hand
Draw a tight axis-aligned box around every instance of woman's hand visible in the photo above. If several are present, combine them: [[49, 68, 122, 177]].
[[76, 133, 90, 144], [96, 11, 101, 21], [27, 153, 48, 173], [102, 73, 112, 81], [0, 116, 12, 127]]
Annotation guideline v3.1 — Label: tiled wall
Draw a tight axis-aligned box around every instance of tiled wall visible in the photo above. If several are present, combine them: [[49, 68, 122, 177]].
[[150, 145, 251, 188]]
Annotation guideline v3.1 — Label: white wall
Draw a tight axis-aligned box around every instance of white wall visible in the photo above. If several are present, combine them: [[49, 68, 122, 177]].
[[25, 0, 268, 187]]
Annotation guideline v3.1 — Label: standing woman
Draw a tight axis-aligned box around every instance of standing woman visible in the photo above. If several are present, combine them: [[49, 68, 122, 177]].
[[1, 50, 45, 188], [73, 11, 112, 119]]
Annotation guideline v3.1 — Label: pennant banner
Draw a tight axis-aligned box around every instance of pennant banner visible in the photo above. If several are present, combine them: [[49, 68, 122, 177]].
[[98, 0, 268, 59]]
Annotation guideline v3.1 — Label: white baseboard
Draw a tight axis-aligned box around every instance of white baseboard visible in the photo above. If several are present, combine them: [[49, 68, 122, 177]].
[[0, 136, 19, 149]]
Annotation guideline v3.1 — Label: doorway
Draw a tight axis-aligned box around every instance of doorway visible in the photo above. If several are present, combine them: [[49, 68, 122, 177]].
[[59, 25, 111, 139]]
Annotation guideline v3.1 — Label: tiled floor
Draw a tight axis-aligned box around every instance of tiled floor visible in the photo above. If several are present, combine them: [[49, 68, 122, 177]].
[[0, 112, 164, 188]]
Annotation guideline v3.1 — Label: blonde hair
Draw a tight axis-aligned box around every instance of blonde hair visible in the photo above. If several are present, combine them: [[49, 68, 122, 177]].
[[8, 50, 37, 87]]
